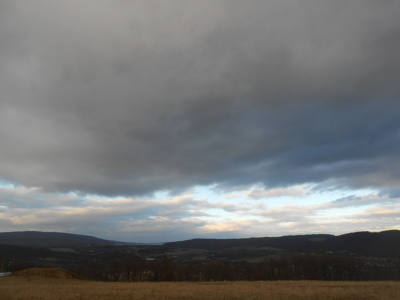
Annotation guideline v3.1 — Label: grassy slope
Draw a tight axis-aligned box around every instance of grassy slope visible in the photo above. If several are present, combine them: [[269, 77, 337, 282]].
[[0, 276, 399, 300]]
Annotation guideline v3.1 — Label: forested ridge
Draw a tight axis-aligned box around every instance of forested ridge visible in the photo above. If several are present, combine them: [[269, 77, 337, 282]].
[[1, 230, 399, 281]]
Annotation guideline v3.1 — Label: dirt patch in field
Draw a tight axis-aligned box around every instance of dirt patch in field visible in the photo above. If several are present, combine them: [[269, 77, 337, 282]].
[[12, 267, 79, 279]]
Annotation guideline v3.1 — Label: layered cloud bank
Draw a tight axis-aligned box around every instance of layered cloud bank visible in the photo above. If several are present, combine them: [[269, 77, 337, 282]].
[[1, 183, 398, 242], [0, 1, 399, 240]]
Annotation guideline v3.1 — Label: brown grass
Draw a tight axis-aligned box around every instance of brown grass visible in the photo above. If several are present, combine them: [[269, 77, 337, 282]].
[[0, 270, 399, 300], [12, 267, 79, 279]]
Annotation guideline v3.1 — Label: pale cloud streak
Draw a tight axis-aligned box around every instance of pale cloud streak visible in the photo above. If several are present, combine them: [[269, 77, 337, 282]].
[[247, 185, 310, 199]]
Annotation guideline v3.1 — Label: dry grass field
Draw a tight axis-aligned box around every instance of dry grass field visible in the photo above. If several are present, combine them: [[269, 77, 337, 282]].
[[0, 268, 399, 300]]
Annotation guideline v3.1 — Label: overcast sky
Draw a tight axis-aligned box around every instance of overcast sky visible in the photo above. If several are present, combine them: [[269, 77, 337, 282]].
[[0, 0, 399, 242]]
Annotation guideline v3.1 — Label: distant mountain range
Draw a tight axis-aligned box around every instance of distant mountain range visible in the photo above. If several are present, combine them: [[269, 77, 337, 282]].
[[164, 230, 400, 257], [0, 230, 399, 278], [0, 230, 399, 257]]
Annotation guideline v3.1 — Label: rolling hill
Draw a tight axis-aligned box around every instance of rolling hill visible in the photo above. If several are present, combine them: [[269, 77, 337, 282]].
[[0, 230, 399, 280], [0, 231, 119, 248], [1, 230, 399, 257], [164, 230, 400, 257]]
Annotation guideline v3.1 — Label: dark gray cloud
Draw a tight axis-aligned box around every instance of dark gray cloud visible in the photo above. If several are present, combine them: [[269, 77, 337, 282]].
[[1, 0, 400, 197]]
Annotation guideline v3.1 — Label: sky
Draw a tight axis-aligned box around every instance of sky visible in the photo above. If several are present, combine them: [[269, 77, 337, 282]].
[[0, 0, 399, 243]]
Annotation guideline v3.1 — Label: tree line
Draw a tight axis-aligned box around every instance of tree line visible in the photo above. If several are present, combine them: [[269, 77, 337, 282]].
[[75, 254, 400, 282]]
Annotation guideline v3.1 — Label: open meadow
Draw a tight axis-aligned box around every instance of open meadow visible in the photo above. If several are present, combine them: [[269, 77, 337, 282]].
[[1, 276, 399, 300]]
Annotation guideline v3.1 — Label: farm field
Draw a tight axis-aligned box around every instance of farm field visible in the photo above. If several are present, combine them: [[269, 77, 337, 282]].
[[0, 276, 399, 300]]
